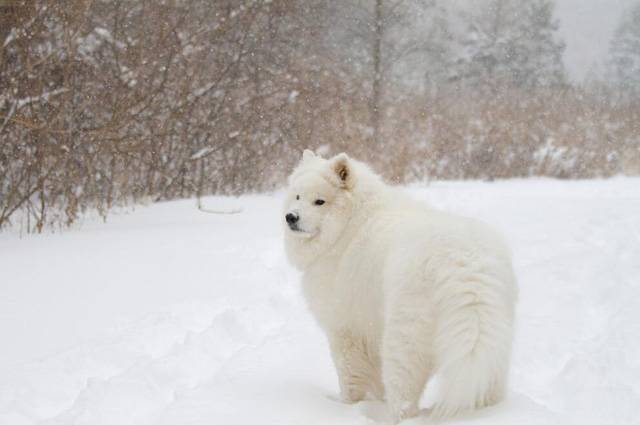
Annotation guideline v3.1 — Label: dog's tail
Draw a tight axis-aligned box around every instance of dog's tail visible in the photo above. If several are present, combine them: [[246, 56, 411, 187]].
[[430, 276, 514, 419]]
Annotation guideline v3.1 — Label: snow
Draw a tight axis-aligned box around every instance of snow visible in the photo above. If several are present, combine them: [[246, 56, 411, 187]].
[[190, 147, 214, 160], [94, 27, 125, 50], [1, 178, 639, 425], [3, 28, 17, 48], [15, 89, 68, 110]]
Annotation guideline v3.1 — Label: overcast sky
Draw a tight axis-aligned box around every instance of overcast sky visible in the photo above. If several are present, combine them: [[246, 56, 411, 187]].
[[555, 0, 633, 82]]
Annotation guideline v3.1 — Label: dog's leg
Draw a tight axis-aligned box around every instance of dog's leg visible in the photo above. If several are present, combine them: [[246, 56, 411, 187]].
[[328, 330, 382, 403], [382, 298, 435, 423]]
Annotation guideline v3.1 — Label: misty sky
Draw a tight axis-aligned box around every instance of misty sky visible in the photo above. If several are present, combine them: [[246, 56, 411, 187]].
[[555, 0, 633, 81]]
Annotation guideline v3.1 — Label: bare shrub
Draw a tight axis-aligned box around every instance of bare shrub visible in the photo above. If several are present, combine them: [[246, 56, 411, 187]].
[[1, 1, 638, 232]]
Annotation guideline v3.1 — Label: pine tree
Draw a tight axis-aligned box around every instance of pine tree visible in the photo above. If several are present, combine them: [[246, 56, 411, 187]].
[[608, 2, 640, 100], [457, 0, 566, 91]]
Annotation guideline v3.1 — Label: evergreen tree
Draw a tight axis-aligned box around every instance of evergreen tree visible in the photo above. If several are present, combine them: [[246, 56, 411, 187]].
[[608, 2, 640, 100], [457, 0, 566, 90]]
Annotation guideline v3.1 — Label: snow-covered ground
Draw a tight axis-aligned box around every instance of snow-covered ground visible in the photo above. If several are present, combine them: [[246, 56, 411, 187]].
[[1, 178, 639, 425]]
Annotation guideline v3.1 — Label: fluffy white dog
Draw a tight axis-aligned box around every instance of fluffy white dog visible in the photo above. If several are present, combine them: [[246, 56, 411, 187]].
[[284, 150, 517, 423]]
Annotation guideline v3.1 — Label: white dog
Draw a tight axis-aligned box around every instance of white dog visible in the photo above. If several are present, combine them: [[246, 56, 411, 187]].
[[284, 150, 517, 423]]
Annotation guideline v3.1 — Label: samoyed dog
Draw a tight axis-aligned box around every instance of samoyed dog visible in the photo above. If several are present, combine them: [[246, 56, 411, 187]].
[[284, 150, 517, 423]]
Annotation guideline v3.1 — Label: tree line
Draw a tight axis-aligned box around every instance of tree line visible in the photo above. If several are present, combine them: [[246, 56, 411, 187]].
[[1, 0, 639, 231]]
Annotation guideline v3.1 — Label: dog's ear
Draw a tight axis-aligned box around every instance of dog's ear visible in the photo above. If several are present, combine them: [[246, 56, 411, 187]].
[[302, 149, 316, 162], [332, 153, 353, 189]]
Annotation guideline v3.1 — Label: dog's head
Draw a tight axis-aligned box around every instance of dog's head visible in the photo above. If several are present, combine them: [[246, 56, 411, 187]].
[[283, 150, 355, 269]]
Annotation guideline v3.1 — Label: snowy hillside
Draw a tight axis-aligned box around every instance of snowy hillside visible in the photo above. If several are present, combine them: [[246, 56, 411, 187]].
[[1, 179, 639, 425]]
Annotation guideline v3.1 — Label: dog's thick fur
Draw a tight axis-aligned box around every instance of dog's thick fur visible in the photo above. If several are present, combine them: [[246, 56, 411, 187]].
[[284, 151, 517, 422]]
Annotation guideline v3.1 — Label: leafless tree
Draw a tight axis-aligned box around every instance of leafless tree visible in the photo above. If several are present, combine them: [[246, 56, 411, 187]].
[[0, 0, 637, 232]]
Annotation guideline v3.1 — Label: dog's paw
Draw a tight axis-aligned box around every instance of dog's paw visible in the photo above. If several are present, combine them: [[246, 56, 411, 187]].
[[389, 399, 419, 424], [340, 386, 366, 404]]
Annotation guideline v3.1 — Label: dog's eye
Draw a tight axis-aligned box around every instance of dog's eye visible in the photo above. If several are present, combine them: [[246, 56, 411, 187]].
[[314, 199, 325, 206], [296, 195, 300, 200]]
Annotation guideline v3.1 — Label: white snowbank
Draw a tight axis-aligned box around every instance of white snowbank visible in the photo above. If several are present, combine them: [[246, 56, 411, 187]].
[[1, 178, 639, 425]]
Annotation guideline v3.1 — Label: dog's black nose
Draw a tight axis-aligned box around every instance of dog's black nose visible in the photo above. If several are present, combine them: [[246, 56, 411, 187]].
[[285, 213, 299, 224]]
